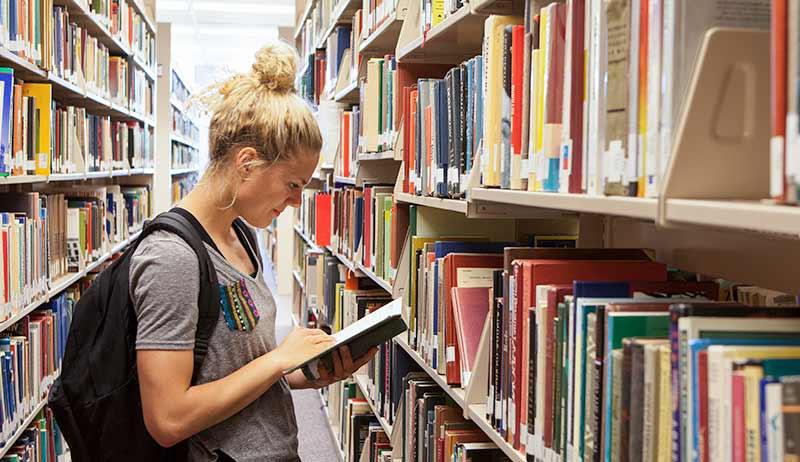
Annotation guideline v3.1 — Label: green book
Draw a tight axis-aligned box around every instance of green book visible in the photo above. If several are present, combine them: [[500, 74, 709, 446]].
[[383, 196, 392, 281], [602, 312, 670, 461]]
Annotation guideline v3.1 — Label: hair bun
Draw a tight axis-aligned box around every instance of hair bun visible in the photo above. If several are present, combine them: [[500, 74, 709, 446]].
[[251, 42, 297, 94]]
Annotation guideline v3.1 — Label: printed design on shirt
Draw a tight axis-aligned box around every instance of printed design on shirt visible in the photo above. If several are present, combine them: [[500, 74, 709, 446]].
[[218, 278, 261, 332]]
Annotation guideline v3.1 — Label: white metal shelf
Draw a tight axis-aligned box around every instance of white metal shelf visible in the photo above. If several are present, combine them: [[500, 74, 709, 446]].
[[356, 262, 393, 293], [293, 225, 324, 253], [394, 337, 466, 408], [353, 373, 393, 436], [469, 188, 658, 220], [396, 192, 468, 214]]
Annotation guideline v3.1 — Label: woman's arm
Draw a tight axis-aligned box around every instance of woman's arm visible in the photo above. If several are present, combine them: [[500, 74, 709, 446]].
[[284, 345, 378, 390], [137, 327, 334, 447]]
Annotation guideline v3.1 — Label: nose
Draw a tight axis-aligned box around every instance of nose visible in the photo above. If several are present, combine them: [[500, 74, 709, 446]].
[[288, 189, 302, 208]]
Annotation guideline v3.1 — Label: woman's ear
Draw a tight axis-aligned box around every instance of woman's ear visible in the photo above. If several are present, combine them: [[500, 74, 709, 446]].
[[234, 147, 259, 179]]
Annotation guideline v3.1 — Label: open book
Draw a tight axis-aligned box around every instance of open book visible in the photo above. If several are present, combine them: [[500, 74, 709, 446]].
[[286, 298, 407, 381]]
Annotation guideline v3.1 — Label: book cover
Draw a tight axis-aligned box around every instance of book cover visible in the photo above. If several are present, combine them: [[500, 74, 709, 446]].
[[451, 286, 491, 386], [21, 83, 51, 176]]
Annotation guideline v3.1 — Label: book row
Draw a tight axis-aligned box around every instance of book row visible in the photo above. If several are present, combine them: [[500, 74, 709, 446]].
[[0, 77, 154, 176], [319, 1, 780, 200], [171, 174, 197, 206], [0, 187, 148, 324], [404, 240, 800, 462], [75, 0, 154, 66], [0, 404, 69, 462], [316, 277, 517, 462], [171, 142, 198, 171], [8, 2, 155, 118], [170, 69, 190, 106], [298, 184, 407, 285], [0, 286, 76, 448], [170, 106, 199, 144]]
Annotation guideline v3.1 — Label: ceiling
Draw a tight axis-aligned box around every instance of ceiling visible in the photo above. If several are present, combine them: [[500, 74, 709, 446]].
[[156, 0, 295, 88]]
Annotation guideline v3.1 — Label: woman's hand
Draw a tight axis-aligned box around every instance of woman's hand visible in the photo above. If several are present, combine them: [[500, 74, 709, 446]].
[[273, 327, 336, 372], [310, 346, 378, 388]]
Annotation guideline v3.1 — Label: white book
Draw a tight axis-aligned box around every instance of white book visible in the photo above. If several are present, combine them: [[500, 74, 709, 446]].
[[585, 0, 606, 195], [765, 382, 784, 462], [559, 0, 574, 194], [534, 286, 549, 452], [644, 0, 662, 197], [642, 342, 661, 462], [627, 0, 641, 187]]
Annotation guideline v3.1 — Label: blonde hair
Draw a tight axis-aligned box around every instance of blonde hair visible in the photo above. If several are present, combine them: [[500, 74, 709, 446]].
[[195, 41, 322, 207]]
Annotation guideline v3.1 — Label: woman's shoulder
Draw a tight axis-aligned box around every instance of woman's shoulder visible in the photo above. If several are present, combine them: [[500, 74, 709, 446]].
[[130, 230, 200, 276]]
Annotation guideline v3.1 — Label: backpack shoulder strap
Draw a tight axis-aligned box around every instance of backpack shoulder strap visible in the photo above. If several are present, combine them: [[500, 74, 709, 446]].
[[232, 218, 262, 267], [138, 211, 220, 383]]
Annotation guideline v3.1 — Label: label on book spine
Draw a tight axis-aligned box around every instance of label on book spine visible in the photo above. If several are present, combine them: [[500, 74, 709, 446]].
[[446, 346, 455, 362], [771, 136, 785, 198]]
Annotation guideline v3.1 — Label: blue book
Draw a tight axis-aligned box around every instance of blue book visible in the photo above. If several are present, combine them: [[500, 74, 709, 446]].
[[433, 241, 516, 259], [436, 79, 449, 198], [333, 26, 351, 77], [465, 58, 474, 176], [475, 55, 484, 163], [0, 67, 13, 175]]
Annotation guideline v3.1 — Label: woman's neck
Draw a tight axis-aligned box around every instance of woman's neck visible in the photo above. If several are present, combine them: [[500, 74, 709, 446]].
[[178, 185, 238, 242]]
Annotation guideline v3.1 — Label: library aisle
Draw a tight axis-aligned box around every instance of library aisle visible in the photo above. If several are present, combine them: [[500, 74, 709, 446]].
[[262, 245, 341, 462]]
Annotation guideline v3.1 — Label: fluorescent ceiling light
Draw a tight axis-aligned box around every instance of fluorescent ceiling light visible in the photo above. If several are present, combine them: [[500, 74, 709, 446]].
[[158, 1, 292, 14]]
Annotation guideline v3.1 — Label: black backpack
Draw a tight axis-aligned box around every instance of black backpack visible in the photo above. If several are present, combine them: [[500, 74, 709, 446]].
[[48, 210, 257, 461]]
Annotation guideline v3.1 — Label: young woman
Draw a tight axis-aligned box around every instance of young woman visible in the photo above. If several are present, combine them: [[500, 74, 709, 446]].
[[129, 42, 375, 461]]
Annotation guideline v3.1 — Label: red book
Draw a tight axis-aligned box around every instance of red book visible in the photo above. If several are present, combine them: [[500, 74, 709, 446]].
[[566, 0, 585, 193], [402, 86, 412, 193], [363, 187, 372, 267], [511, 25, 525, 158], [443, 253, 503, 386], [314, 193, 332, 247], [731, 371, 746, 462], [542, 285, 572, 450], [771, 0, 787, 200], [698, 350, 709, 462], [451, 286, 491, 385]]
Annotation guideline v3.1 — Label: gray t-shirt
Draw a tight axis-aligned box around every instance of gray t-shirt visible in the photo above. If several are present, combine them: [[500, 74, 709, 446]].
[[129, 230, 299, 462]]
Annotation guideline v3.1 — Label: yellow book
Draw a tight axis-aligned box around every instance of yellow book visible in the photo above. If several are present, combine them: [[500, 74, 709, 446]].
[[431, 0, 445, 28], [657, 344, 672, 462], [531, 6, 548, 192], [527, 47, 540, 191], [741, 364, 764, 462], [483, 15, 523, 187], [21, 83, 51, 176]]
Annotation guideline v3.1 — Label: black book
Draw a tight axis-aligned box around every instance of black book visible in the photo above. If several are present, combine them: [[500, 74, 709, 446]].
[[445, 68, 456, 198], [491, 269, 504, 427]]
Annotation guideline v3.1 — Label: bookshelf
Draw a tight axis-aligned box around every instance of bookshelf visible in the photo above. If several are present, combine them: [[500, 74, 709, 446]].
[[292, 1, 800, 461], [353, 374, 394, 436]]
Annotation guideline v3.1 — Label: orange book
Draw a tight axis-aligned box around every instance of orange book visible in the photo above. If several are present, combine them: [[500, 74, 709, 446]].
[[408, 88, 418, 193], [771, 0, 788, 200]]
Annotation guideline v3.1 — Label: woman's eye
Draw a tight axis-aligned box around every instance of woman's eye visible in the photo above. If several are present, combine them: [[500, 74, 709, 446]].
[[289, 182, 300, 190]]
